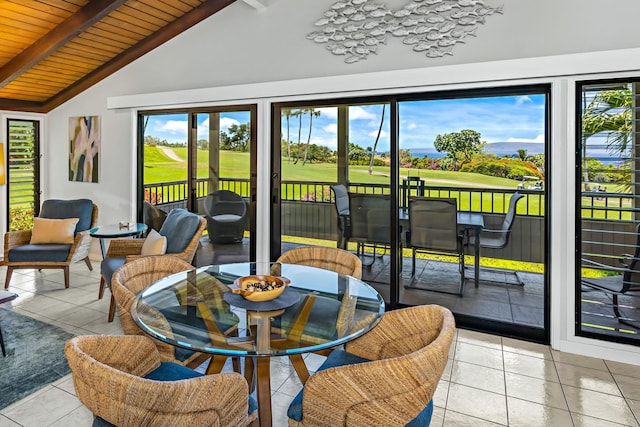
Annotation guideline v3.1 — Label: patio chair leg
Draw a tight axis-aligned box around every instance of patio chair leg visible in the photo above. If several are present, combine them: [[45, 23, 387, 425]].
[[108, 295, 116, 322], [0, 326, 5, 357], [83, 257, 93, 271]]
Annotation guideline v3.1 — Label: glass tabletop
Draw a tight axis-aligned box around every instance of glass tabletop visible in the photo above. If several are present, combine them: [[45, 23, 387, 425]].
[[131, 262, 385, 357], [89, 223, 148, 238]]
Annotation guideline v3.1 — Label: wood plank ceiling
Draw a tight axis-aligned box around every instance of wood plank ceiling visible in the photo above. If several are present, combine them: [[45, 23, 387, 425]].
[[0, 0, 237, 113]]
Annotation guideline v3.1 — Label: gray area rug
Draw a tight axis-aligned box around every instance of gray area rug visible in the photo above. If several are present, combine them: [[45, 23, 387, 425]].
[[0, 309, 75, 409]]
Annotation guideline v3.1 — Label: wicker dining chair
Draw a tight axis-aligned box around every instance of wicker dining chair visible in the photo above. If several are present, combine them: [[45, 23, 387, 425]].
[[110, 255, 239, 370], [65, 334, 256, 427], [276, 246, 362, 279], [287, 304, 455, 427]]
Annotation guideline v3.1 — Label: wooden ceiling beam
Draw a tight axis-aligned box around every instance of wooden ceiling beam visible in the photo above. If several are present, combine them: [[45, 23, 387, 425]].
[[44, 0, 238, 112], [0, 0, 128, 88]]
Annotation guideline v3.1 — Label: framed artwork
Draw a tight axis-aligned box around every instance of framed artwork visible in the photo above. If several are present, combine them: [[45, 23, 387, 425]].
[[69, 116, 100, 183], [0, 143, 5, 185]]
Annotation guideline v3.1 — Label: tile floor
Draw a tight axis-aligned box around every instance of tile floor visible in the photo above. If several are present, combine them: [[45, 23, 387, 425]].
[[1, 261, 640, 426]]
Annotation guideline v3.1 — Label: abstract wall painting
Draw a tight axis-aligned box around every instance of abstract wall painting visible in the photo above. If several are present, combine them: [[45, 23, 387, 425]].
[[0, 143, 5, 185], [69, 116, 100, 183]]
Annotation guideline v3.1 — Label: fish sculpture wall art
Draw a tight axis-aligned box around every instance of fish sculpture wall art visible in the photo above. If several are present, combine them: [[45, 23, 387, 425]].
[[307, 0, 503, 63]]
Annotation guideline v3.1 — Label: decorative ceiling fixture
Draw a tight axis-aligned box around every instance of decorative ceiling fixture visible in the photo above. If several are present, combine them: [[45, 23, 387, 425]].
[[308, 0, 503, 63]]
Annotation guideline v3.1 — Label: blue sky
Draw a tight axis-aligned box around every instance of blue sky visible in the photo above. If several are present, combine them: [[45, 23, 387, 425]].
[[144, 94, 546, 153]]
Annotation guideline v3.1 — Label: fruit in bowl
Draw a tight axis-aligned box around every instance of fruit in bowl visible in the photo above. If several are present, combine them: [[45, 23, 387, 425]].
[[230, 275, 291, 302]]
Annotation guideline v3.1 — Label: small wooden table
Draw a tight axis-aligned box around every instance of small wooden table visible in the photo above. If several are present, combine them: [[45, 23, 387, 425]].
[[0, 290, 18, 356], [89, 223, 148, 258]]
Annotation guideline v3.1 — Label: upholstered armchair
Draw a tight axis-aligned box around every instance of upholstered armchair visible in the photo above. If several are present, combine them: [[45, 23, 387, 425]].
[[4, 199, 98, 290], [287, 305, 455, 427], [65, 334, 257, 427], [99, 208, 206, 322]]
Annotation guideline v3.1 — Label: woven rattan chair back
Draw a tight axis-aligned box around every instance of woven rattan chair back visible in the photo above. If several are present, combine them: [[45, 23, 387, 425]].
[[276, 246, 362, 279]]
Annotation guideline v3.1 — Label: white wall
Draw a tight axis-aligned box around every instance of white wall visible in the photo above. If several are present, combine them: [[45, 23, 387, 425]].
[[20, 0, 640, 363]]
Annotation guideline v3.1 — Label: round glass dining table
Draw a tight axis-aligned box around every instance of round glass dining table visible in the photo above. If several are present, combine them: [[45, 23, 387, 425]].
[[131, 262, 385, 427]]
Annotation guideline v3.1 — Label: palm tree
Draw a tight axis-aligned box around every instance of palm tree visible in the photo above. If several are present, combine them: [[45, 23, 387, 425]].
[[369, 104, 386, 175], [581, 86, 632, 192], [302, 108, 321, 165], [283, 108, 293, 163]]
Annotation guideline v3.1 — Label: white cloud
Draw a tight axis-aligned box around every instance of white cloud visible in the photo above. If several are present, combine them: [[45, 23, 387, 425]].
[[220, 117, 239, 132], [155, 120, 187, 133], [506, 134, 545, 143], [368, 130, 388, 138], [406, 122, 417, 130], [515, 96, 532, 106], [324, 123, 338, 134], [349, 106, 377, 120], [317, 107, 337, 119]]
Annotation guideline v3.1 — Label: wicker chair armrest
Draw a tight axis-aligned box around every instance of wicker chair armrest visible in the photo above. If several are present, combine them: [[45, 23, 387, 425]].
[[105, 239, 145, 258], [300, 357, 431, 426], [4, 230, 33, 251]]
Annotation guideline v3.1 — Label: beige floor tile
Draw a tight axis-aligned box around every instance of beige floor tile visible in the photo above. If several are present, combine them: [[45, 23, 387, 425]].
[[503, 351, 560, 383], [271, 391, 294, 427], [556, 362, 621, 396], [502, 337, 552, 360], [450, 360, 506, 394], [551, 349, 608, 371], [606, 360, 640, 380], [505, 372, 567, 410], [457, 329, 503, 350], [53, 375, 77, 396], [454, 341, 504, 370], [430, 405, 445, 427], [614, 374, 640, 401], [0, 415, 20, 427], [446, 383, 508, 425], [433, 379, 450, 408], [443, 409, 506, 426], [441, 358, 453, 381], [628, 399, 640, 422], [48, 405, 94, 427], [1, 386, 83, 427], [562, 384, 638, 426], [571, 412, 634, 427], [506, 396, 573, 427]]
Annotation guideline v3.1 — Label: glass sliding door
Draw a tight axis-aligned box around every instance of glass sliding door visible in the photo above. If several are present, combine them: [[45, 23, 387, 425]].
[[271, 86, 549, 342], [577, 79, 640, 346], [139, 106, 256, 264], [397, 86, 549, 341], [6, 119, 40, 231]]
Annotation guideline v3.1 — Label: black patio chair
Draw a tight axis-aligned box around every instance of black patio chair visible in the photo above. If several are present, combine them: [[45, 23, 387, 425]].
[[204, 190, 248, 244], [406, 197, 466, 296], [581, 222, 640, 329], [348, 193, 392, 266], [330, 184, 351, 250]]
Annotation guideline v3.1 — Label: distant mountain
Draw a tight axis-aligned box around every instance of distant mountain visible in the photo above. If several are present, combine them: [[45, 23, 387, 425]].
[[408, 142, 544, 158], [484, 142, 545, 156]]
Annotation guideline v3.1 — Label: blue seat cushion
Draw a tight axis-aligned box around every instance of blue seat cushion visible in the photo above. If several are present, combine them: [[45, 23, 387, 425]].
[[8, 244, 70, 262], [40, 199, 94, 233], [287, 349, 433, 426], [159, 209, 201, 254], [100, 257, 125, 285]]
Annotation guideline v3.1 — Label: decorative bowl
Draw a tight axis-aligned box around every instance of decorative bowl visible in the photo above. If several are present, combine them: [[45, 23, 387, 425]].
[[229, 275, 291, 302]]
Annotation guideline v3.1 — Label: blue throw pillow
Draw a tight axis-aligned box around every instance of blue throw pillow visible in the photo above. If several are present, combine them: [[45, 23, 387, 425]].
[[159, 209, 201, 254], [287, 349, 433, 426]]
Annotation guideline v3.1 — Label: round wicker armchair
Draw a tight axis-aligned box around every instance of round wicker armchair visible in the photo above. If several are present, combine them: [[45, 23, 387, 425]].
[[65, 335, 256, 427], [110, 255, 215, 369], [287, 304, 455, 426]]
